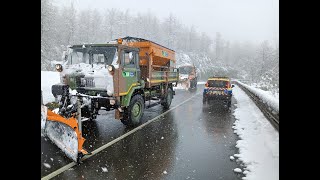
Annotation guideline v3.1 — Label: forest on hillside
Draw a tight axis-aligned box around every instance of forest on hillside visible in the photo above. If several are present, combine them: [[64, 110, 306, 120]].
[[41, 0, 278, 93]]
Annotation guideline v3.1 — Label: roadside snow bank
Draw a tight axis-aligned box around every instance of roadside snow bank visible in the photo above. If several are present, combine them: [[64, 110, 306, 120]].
[[41, 71, 60, 104], [236, 80, 279, 113], [233, 86, 279, 180]]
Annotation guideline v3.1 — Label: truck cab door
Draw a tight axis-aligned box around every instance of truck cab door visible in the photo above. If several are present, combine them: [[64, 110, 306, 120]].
[[122, 50, 140, 79], [117, 50, 140, 96]]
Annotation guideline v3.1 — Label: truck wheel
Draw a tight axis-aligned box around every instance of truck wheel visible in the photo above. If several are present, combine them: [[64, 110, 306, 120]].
[[189, 79, 197, 91], [121, 94, 144, 127], [188, 80, 193, 90], [162, 88, 173, 109], [203, 97, 207, 104], [194, 80, 197, 89], [192, 80, 196, 88]]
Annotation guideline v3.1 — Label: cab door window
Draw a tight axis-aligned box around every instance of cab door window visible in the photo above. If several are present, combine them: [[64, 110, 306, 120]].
[[123, 51, 135, 67]]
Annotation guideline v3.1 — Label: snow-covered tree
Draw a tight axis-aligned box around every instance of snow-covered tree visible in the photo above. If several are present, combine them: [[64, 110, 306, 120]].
[[162, 13, 180, 49], [41, 0, 59, 70]]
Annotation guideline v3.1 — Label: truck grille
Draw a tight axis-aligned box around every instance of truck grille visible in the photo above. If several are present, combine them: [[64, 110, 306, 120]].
[[85, 78, 95, 87]]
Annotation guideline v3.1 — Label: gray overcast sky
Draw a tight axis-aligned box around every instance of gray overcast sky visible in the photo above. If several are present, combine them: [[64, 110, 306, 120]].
[[53, 0, 279, 44]]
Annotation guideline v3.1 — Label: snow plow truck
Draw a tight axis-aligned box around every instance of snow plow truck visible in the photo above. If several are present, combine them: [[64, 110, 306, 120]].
[[41, 37, 179, 162], [178, 64, 197, 90]]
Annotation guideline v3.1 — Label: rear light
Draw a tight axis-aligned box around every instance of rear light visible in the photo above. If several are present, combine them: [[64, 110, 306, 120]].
[[205, 82, 209, 87]]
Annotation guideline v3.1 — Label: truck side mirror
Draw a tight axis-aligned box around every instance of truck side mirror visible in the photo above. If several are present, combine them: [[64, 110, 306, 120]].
[[62, 51, 67, 61]]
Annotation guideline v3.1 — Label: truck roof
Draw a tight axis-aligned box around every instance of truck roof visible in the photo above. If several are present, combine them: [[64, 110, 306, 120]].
[[70, 44, 118, 48], [116, 36, 175, 52], [69, 44, 140, 52], [118, 36, 176, 66], [208, 77, 230, 81]]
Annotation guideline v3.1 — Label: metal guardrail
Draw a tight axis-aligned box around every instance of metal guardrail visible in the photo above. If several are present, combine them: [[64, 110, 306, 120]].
[[233, 81, 279, 131]]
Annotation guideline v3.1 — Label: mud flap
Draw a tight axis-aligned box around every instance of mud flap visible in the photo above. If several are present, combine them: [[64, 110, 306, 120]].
[[44, 109, 88, 162]]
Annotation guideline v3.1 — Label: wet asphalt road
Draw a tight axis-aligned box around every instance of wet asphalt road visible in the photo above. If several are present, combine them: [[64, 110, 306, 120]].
[[41, 85, 243, 179]]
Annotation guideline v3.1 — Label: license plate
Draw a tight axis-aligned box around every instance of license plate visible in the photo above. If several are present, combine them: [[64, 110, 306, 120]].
[[209, 90, 224, 95]]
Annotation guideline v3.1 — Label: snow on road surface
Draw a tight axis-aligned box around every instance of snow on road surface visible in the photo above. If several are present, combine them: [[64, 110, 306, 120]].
[[43, 163, 51, 168], [173, 83, 187, 90], [234, 168, 242, 173], [232, 86, 279, 180], [41, 71, 60, 104], [230, 156, 235, 161]]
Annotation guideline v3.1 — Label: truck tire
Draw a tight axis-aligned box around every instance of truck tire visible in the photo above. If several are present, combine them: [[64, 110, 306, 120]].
[[189, 79, 197, 90], [203, 96, 207, 104], [162, 88, 173, 109], [193, 79, 197, 89], [121, 94, 144, 127], [188, 80, 193, 90], [228, 100, 231, 108]]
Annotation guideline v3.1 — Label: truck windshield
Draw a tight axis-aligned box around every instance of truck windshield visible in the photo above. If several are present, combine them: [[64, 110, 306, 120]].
[[208, 80, 229, 88], [179, 66, 192, 74], [66, 46, 117, 65]]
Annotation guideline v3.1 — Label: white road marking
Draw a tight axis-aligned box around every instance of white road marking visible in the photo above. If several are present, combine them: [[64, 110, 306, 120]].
[[41, 92, 200, 180]]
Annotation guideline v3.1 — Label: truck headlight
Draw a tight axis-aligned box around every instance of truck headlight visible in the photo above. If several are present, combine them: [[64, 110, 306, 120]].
[[110, 99, 116, 105], [107, 65, 114, 72], [55, 64, 63, 72]]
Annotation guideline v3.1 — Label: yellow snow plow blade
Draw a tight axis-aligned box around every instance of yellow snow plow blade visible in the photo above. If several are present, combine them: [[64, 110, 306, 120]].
[[42, 106, 88, 162]]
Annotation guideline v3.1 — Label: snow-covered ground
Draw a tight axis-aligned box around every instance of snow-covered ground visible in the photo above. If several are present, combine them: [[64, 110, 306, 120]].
[[232, 86, 279, 180], [173, 83, 187, 90], [41, 71, 60, 104], [236, 80, 279, 113]]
